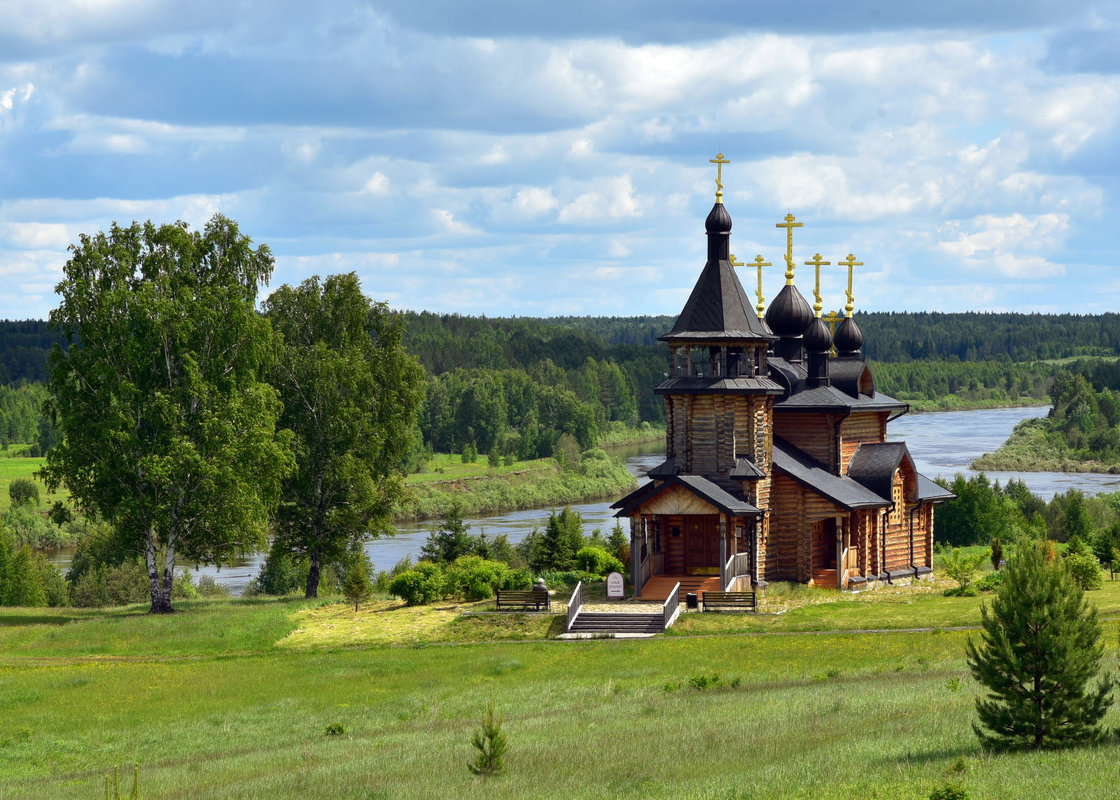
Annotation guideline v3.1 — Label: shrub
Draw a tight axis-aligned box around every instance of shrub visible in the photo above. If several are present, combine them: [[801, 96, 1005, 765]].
[[70, 560, 149, 608], [195, 574, 231, 597], [573, 546, 624, 577], [173, 570, 200, 599], [443, 555, 529, 601], [939, 547, 989, 591], [972, 571, 1003, 593], [1066, 553, 1103, 591], [8, 478, 39, 507], [3, 545, 47, 606], [989, 537, 1003, 571], [37, 554, 68, 607], [537, 569, 597, 589], [388, 561, 445, 605], [929, 784, 969, 800], [3, 505, 63, 549], [343, 555, 372, 611], [253, 539, 309, 595], [467, 699, 506, 777]]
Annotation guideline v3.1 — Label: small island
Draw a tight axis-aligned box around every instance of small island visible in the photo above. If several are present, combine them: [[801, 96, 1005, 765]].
[[973, 365, 1120, 473]]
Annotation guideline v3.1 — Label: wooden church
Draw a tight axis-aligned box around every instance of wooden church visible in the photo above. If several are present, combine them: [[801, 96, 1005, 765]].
[[612, 156, 954, 594]]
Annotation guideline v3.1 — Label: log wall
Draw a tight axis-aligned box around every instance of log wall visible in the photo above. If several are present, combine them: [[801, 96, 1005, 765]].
[[773, 412, 839, 468], [839, 412, 887, 473]]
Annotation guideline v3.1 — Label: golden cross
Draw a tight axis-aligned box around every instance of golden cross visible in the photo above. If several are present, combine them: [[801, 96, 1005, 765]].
[[709, 153, 730, 202], [837, 253, 863, 317], [804, 253, 831, 317], [751, 255, 772, 319], [775, 213, 803, 284], [824, 311, 843, 356]]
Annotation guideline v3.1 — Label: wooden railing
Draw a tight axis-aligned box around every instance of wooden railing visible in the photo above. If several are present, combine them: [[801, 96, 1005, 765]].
[[723, 552, 751, 591], [839, 547, 859, 590], [662, 582, 681, 631], [566, 581, 583, 633], [636, 548, 652, 595]]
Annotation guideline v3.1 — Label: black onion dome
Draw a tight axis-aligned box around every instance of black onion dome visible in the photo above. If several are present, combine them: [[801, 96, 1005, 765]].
[[764, 283, 813, 337], [803, 316, 832, 353], [834, 316, 864, 356], [705, 202, 732, 234]]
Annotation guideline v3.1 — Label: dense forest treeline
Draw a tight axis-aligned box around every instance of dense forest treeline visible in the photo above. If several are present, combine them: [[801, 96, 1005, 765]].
[[547, 312, 1120, 362], [4, 310, 1120, 457]]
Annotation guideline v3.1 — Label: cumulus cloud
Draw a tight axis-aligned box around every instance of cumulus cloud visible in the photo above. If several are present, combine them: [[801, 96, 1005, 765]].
[[0, 2, 1117, 318], [431, 208, 479, 235], [559, 176, 642, 223], [937, 213, 1068, 277]]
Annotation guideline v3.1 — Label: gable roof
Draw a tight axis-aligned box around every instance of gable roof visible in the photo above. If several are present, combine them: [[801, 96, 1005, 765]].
[[772, 438, 890, 510], [917, 474, 957, 503], [611, 474, 761, 517], [847, 442, 913, 500]]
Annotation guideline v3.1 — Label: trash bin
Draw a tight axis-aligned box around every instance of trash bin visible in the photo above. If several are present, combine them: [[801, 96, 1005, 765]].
[[685, 592, 699, 610]]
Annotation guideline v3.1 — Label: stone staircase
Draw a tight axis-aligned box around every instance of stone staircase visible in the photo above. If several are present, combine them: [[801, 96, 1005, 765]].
[[565, 611, 665, 636]]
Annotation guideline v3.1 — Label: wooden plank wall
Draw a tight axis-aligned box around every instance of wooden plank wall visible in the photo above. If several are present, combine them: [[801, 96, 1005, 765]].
[[690, 395, 716, 474], [883, 470, 909, 572], [767, 473, 803, 581], [839, 412, 887, 473], [773, 412, 837, 467]]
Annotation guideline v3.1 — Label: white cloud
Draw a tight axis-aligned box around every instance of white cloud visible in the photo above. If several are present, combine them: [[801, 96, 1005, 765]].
[[559, 176, 642, 223], [431, 208, 479, 235], [608, 240, 630, 258], [362, 171, 391, 195], [937, 213, 1068, 277], [511, 186, 558, 217]]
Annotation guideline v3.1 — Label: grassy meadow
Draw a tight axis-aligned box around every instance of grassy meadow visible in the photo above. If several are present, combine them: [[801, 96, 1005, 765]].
[[3, 580, 1120, 799], [0, 456, 65, 513]]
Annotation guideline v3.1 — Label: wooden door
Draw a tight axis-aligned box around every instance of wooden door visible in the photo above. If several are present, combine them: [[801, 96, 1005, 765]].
[[685, 516, 720, 574], [664, 517, 685, 573]]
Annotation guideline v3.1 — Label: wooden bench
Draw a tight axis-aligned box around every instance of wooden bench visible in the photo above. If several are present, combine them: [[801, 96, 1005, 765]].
[[701, 591, 756, 612], [495, 589, 551, 611]]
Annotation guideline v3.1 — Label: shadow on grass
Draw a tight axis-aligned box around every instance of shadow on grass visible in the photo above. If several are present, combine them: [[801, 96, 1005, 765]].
[[0, 614, 76, 626]]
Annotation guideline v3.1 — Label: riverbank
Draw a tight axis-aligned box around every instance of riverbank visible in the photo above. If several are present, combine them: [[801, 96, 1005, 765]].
[[897, 396, 1050, 413], [972, 416, 1120, 474], [396, 448, 638, 521]]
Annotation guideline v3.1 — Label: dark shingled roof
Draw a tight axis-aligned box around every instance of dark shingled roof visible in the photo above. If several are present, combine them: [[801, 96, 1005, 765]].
[[918, 474, 957, 503], [772, 438, 890, 510], [612, 474, 760, 517], [647, 458, 679, 479], [766, 357, 905, 411], [730, 457, 766, 479], [847, 442, 913, 501], [655, 375, 784, 395], [661, 258, 776, 342], [828, 357, 872, 398]]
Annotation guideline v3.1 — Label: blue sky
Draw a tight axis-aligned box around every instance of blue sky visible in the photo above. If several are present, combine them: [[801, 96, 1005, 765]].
[[2, 1, 1119, 320]]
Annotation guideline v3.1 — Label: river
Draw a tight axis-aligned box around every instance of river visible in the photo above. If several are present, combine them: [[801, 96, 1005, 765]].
[[53, 405, 1120, 594]]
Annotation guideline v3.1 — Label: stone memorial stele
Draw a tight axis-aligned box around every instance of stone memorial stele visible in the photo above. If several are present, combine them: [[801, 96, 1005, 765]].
[[606, 571, 625, 599]]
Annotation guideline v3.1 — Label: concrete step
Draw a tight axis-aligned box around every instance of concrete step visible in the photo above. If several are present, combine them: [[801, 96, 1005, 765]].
[[567, 612, 664, 634]]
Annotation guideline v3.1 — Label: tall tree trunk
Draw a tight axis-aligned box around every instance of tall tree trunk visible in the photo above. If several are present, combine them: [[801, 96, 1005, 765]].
[[306, 550, 321, 598], [146, 528, 175, 614]]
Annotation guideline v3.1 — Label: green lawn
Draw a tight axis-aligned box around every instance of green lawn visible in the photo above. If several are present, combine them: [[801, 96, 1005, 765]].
[[0, 456, 66, 512], [2, 583, 1119, 799]]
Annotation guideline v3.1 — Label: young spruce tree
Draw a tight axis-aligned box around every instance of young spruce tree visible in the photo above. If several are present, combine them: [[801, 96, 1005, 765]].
[[967, 540, 1114, 749]]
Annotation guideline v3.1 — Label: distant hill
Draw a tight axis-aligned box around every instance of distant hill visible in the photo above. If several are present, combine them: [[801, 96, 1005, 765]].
[[4, 311, 1120, 387]]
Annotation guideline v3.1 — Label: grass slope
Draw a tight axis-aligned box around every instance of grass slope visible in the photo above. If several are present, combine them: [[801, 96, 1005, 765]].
[[3, 581, 1120, 799]]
